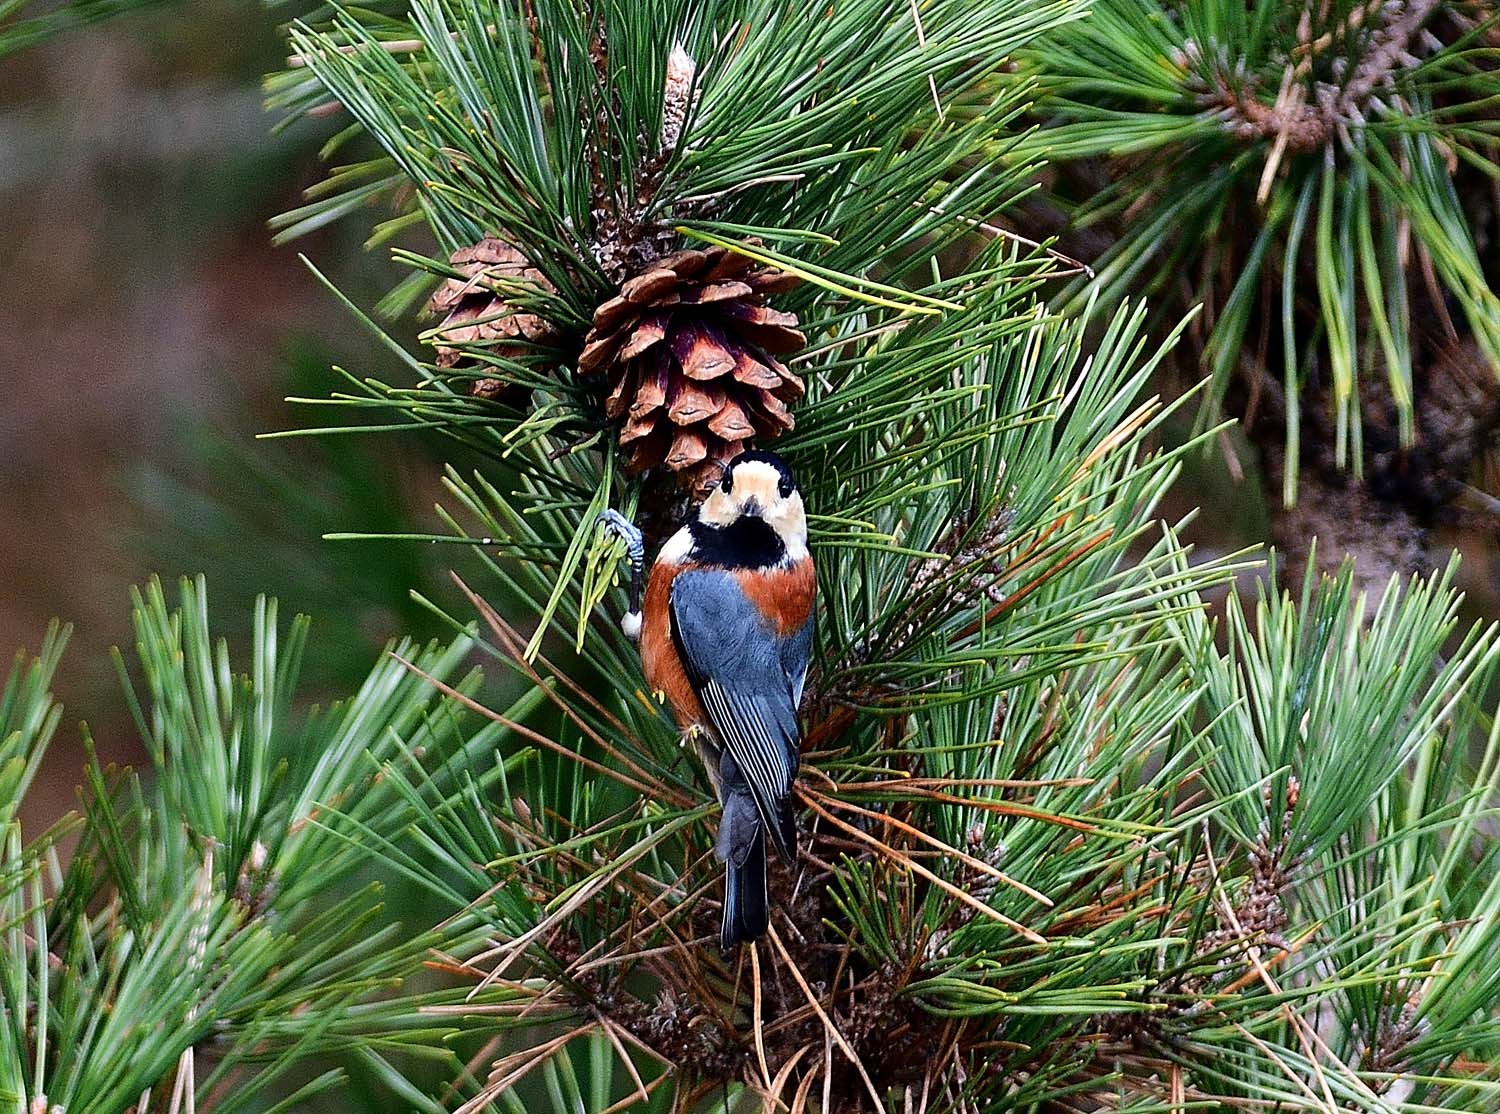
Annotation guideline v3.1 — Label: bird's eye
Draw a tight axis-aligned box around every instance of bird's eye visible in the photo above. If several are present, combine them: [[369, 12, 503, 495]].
[[720, 469, 734, 493], [779, 477, 793, 498]]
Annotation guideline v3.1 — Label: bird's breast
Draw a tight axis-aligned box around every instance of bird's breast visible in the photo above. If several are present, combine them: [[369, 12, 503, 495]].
[[732, 556, 816, 636]]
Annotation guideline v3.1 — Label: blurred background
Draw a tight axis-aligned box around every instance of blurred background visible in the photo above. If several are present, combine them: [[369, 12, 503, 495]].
[[0, 2, 457, 831]]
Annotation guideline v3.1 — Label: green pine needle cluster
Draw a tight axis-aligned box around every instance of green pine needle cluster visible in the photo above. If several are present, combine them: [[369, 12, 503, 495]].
[[1015, 0, 1500, 500], [0, 0, 174, 58], [0, 579, 507, 1113], [4, 0, 1500, 1111]]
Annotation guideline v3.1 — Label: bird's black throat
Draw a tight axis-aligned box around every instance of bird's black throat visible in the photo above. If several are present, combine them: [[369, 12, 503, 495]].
[[688, 515, 785, 568]]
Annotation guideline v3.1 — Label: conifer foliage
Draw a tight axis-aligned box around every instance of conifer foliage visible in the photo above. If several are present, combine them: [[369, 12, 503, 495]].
[[1017, 0, 1500, 514], [0, 580, 509, 1112], [4, 2, 1500, 1112]]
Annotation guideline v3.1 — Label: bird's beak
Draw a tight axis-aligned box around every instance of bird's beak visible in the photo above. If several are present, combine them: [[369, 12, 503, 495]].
[[740, 496, 763, 517]]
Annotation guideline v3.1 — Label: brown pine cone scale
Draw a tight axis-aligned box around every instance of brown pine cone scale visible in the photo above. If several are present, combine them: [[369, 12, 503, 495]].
[[427, 237, 557, 398], [579, 243, 806, 495]]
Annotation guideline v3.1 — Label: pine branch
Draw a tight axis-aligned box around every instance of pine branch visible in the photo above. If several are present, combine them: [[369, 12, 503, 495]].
[[0, 577, 509, 1112], [1019, 0, 1500, 498], [1215, 0, 1447, 153], [8, 1, 1478, 1110]]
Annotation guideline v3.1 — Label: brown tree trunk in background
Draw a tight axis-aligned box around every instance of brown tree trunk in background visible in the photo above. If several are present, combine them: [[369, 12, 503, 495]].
[[1264, 336, 1500, 603], [1268, 466, 1431, 601]]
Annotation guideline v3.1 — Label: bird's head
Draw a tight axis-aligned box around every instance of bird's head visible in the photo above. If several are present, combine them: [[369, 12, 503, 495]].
[[697, 450, 807, 556]]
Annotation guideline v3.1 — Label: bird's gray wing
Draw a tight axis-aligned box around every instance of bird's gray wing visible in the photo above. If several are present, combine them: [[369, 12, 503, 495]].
[[669, 569, 801, 857], [781, 611, 815, 707]]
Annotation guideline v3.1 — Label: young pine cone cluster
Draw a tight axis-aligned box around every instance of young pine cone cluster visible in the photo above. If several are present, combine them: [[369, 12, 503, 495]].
[[579, 245, 806, 495], [427, 237, 558, 397]]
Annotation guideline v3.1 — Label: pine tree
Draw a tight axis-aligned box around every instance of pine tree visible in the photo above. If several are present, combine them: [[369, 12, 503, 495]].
[[0, 580, 510, 1111], [1014, 0, 1500, 589], [3, 2, 1500, 1112]]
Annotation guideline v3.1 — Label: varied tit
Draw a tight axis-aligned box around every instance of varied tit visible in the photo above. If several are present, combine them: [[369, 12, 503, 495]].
[[601, 450, 815, 947]]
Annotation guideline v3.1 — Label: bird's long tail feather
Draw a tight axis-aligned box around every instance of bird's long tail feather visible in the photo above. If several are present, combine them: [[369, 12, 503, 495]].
[[722, 824, 768, 948]]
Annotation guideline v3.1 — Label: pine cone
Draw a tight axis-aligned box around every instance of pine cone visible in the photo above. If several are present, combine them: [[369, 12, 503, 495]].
[[578, 245, 805, 495], [427, 237, 557, 393]]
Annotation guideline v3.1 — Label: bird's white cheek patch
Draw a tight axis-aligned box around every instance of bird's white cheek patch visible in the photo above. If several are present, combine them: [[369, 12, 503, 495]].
[[698, 490, 737, 528], [766, 498, 808, 562]]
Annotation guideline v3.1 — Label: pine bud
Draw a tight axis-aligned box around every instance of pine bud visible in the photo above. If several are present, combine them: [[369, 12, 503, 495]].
[[661, 43, 696, 151]]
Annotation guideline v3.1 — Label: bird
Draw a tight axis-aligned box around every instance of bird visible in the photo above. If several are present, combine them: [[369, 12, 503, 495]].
[[601, 450, 815, 947]]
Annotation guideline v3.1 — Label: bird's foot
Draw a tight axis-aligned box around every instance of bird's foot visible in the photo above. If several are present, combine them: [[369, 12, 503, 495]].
[[598, 509, 644, 558], [597, 509, 645, 640]]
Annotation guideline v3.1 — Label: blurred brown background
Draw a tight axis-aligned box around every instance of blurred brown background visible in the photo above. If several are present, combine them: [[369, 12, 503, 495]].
[[0, 2, 449, 832]]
